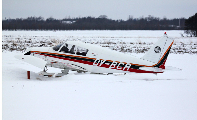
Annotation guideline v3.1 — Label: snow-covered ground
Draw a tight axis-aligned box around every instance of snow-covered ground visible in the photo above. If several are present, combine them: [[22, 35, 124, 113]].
[[2, 30, 197, 120]]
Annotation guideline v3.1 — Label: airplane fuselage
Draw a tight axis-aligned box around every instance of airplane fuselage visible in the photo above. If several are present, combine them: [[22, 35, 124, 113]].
[[18, 34, 173, 76], [29, 45, 162, 74]]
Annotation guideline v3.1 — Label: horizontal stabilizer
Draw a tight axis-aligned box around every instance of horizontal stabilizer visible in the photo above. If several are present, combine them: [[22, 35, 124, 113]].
[[139, 67, 164, 73], [164, 66, 182, 71], [15, 55, 47, 69]]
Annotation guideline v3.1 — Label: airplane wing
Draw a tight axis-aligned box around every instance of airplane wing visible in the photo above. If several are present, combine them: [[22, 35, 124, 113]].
[[14, 55, 47, 73], [48, 60, 87, 73], [15, 55, 47, 69], [15, 54, 87, 75]]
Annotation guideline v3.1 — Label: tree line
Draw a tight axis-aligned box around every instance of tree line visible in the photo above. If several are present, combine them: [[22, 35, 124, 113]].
[[2, 15, 185, 30], [184, 13, 197, 37]]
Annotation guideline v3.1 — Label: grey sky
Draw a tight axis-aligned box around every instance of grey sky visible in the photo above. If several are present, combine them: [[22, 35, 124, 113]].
[[2, 0, 197, 20]]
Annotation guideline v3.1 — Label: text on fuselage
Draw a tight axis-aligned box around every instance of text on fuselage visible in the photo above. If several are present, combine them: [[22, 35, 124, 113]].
[[93, 59, 131, 71]]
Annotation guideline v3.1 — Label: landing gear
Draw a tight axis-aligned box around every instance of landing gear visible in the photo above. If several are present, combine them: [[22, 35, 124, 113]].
[[43, 66, 48, 72], [39, 67, 70, 77], [38, 66, 55, 77], [77, 70, 86, 73], [55, 69, 69, 77], [107, 73, 113, 75], [38, 71, 55, 77]]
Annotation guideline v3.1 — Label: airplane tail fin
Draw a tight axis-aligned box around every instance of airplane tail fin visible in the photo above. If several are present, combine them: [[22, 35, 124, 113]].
[[141, 33, 174, 69]]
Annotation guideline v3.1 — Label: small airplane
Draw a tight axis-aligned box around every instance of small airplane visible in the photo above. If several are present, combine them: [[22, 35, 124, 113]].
[[15, 32, 178, 77]]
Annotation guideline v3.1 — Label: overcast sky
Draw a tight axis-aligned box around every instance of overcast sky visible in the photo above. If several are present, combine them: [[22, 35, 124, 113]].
[[2, 0, 197, 20]]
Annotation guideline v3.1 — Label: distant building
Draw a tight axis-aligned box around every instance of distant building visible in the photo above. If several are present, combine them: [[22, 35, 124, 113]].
[[61, 21, 76, 24]]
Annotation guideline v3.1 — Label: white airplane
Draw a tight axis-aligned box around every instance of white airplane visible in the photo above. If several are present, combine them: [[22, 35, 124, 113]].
[[15, 33, 177, 77]]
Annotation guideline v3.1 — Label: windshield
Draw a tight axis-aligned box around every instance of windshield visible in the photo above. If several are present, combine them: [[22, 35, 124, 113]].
[[53, 43, 89, 56]]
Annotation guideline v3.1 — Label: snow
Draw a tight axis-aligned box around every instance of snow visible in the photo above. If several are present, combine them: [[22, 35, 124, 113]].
[[2, 30, 197, 120], [2, 30, 192, 43]]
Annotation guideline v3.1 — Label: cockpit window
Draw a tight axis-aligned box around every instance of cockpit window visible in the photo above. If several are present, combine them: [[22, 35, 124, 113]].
[[70, 45, 75, 54], [53, 43, 89, 56], [60, 44, 69, 53], [76, 46, 89, 56], [53, 44, 63, 51], [60, 44, 76, 54]]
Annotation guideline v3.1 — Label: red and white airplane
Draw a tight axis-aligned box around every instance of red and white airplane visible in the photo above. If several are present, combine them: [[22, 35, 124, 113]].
[[15, 33, 176, 77]]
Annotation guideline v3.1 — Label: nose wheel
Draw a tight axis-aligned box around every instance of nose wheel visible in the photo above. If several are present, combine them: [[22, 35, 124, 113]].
[[43, 66, 48, 72], [38, 66, 55, 77]]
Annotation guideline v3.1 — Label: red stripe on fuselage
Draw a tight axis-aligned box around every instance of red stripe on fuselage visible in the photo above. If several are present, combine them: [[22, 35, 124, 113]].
[[33, 51, 163, 73]]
